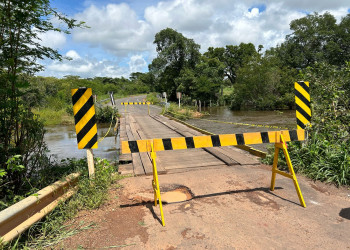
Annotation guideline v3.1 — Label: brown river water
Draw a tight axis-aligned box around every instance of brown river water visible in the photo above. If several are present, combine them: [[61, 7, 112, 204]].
[[44, 123, 119, 161], [44, 106, 296, 160]]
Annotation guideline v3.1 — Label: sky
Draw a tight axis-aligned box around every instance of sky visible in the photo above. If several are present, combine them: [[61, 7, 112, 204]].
[[37, 0, 350, 79]]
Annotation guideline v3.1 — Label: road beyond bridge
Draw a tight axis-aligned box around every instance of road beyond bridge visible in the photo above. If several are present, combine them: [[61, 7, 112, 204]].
[[59, 95, 350, 249]]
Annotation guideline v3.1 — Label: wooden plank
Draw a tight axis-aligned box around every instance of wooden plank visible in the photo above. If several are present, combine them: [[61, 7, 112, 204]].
[[118, 163, 133, 175], [203, 147, 239, 166], [135, 123, 167, 174], [125, 116, 146, 175], [219, 146, 260, 165], [129, 118, 153, 175], [152, 115, 239, 166], [131, 153, 145, 176], [119, 154, 132, 163]]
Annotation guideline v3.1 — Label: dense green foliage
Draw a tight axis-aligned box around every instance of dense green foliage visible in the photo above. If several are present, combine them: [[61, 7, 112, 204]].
[[0, 0, 84, 203], [29, 75, 146, 125], [264, 63, 350, 186]]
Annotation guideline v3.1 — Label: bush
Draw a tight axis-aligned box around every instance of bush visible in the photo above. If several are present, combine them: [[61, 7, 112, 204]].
[[95, 106, 118, 123], [263, 63, 350, 186]]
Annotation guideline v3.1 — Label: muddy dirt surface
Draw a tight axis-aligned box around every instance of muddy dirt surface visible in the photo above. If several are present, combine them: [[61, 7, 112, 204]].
[[55, 163, 350, 249]]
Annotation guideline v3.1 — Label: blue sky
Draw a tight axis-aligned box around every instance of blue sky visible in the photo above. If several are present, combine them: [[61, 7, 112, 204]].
[[38, 0, 350, 78]]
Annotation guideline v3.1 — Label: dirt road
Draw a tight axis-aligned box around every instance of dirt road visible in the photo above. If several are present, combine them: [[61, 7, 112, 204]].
[[59, 162, 349, 249]]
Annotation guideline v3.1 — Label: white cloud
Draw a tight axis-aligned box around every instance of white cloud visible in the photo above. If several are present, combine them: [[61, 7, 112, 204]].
[[245, 8, 260, 18], [36, 30, 66, 49], [128, 55, 147, 73], [72, 3, 153, 56], [65, 50, 81, 60], [38, 0, 350, 78], [41, 53, 148, 78]]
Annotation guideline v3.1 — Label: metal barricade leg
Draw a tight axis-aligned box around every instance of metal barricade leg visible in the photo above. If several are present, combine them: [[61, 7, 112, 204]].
[[150, 141, 165, 226], [270, 134, 306, 207]]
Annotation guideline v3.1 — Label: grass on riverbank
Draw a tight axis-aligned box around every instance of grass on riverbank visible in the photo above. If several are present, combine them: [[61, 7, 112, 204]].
[[3, 158, 127, 249], [162, 102, 208, 120]]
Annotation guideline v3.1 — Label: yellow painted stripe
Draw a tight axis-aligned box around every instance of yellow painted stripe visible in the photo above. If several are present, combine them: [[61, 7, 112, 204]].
[[295, 96, 311, 116], [219, 134, 237, 146], [281, 131, 291, 142], [296, 129, 306, 140], [91, 141, 98, 149], [295, 83, 310, 102], [296, 111, 310, 126], [137, 140, 150, 152], [71, 89, 78, 96], [243, 132, 262, 144], [304, 81, 309, 87], [78, 124, 97, 149], [154, 138, 165, 151], [121, 141, 131, 154], [72, 88, 92, 115], [75, 105, 95, 134], [193, 135, 213, 148], [120, 130, 306, 154], [171, 137, 187, 150]]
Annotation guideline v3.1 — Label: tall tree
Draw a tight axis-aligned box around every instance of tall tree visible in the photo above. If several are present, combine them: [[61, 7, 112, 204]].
[[276, 12, 347, 68], [204, 43, 258, 85], [149, 28, 201, 100], [0, 0, 84, 194]]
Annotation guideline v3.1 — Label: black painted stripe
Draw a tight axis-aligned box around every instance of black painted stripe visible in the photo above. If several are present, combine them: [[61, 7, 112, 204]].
[[162, 138, 173, 150], [74, 96, 94, 124], [83, 133, 97, 149], [261, 132, 270, 143], [211, 135, 221, 147], [295, 90, 310, 107], [289, 130, 298, 141], [296, 105, 311, 121], [236, 134, 245, 145], [76, 115, 96, 143], [297, 81, 310, 94], [185, 137, 195, 148], [72, 88, 87, 106], [296, 119, 305, 129], [128, 141, 139, 153]]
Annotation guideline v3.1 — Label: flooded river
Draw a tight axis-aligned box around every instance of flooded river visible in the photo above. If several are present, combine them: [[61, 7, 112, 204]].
[[44, 106, 296, 160], [44, 123, 119, 161], [186, 107, 296, 152]]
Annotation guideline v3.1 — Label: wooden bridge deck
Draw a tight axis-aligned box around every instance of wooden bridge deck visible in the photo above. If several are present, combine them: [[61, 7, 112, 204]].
[[118, 106, 260, 176]]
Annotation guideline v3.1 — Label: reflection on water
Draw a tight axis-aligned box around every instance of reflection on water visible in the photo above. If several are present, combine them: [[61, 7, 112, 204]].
[[44, 123, 118, 161], [187, 106, 296, 152]]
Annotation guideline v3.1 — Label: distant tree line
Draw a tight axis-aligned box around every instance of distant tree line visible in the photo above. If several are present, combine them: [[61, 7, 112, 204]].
[[143, 12, 350, 110]]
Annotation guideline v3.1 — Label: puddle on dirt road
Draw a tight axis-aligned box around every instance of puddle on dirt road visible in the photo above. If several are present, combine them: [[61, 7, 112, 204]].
[[132, 186, 194, 204], [162, 187, 193, 203]]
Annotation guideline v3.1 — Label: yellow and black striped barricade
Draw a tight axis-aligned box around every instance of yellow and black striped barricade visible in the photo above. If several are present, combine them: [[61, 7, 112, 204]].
[[295, 81, 311, 129], [121, 102, 153, 115], [121, 129, 307, 226], [71, 87, 98, 178]]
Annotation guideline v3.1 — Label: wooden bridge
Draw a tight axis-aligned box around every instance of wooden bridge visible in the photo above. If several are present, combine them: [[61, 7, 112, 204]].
[[117, 102, 260, 176]]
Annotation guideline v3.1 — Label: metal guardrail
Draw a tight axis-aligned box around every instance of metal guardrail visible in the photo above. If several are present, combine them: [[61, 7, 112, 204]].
[[0, 172, 80, 243]]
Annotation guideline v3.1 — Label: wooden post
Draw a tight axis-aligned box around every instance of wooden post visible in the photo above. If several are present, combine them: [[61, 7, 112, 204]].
[[86, 149, 95, 178], [199, 100, 201, 112]]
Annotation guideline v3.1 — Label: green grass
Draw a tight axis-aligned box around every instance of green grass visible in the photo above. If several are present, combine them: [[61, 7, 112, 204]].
[[4, 158, 127, 249], [146, 92, 161, 104], [33, 108, 74, 126], [223, 86, 234, 96]]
